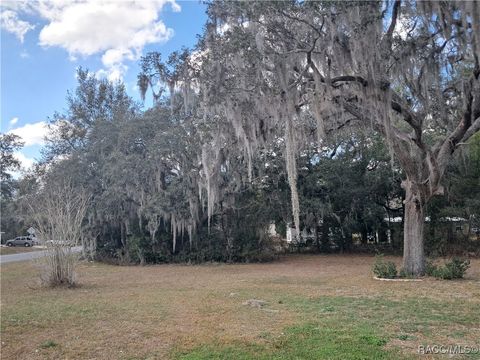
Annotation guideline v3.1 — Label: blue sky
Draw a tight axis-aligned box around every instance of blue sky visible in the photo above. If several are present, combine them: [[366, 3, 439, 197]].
[[1, 0, 207, 170]]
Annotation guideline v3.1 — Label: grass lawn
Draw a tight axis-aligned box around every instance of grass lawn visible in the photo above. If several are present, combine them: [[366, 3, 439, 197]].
[[1, 255, 479, 359], [0, 246, 43, 255]]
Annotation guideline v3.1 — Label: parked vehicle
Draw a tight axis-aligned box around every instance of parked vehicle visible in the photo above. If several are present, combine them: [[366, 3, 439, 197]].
[[5, 236, 35, 247]]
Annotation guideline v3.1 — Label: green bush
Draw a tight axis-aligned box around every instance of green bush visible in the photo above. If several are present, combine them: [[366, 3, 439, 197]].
[[372, 255, 397, 279], [425, 259, 437, 276], [431, 258, 470, 280]]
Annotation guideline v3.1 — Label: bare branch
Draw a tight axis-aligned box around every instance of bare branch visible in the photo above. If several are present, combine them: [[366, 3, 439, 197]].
[[383, 0, 401, 51]]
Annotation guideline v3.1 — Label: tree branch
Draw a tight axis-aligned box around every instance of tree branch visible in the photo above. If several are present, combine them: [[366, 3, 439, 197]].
[[435, 72, 480, 175], [383, 0, 401, 50]]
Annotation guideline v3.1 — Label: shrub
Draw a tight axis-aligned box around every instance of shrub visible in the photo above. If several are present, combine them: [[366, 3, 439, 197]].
[[372, 255, 397, 279], [431, 258, 470, 280], [40, 245, 77, 287], [425, 259, 437, 276]]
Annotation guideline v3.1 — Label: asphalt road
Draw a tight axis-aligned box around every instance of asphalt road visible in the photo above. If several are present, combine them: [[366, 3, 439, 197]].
[[0, 246, 82, 264]]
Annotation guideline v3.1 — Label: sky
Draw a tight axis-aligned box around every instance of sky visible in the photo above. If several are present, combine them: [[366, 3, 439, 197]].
[[1, 0, 207, 171]]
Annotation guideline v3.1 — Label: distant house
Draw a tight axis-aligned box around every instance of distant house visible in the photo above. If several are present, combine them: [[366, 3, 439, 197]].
[[384, 215, 478, 242], [268, 214, 478, 250]]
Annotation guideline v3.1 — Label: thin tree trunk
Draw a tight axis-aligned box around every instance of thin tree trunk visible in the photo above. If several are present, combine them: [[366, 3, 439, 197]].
[[402, 181, 426, 276], [315, 217, 321, 253], [120, 223, 125, 248]]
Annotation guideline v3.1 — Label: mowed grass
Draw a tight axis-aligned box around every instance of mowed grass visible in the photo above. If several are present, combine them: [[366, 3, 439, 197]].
[[1, 255, 479, 360]]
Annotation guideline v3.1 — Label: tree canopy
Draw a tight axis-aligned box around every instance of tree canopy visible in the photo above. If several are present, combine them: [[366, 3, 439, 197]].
[[5, 1, 479, 274]]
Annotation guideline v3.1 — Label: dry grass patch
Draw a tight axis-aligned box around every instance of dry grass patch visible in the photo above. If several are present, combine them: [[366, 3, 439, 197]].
[[0, 246, 43, 255], [1, 255, 479, 359]]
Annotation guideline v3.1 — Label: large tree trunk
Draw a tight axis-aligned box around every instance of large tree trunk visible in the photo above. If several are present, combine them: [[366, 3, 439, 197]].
[[402, 180, 426, 276]]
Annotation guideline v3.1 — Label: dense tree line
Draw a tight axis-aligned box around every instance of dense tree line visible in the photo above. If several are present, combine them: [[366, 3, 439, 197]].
[[195, 1, 480, 275], [1, 1, 479, 273]]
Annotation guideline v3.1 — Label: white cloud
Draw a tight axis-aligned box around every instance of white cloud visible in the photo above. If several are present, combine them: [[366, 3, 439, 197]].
[[0, 1, 33, 13], [35, 0, 179, 81], [2, 0, 180, 81], [0, 9, 35, 42], [13, 151, 35, 170], [95, 62, 129, 82], [9, 117, 19, 126], [8, 121, 48, 146]]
